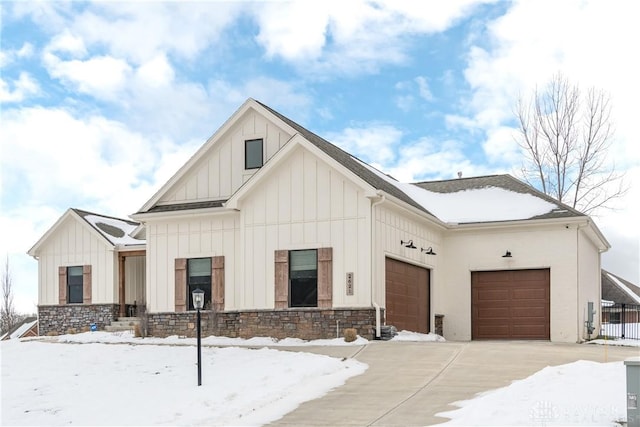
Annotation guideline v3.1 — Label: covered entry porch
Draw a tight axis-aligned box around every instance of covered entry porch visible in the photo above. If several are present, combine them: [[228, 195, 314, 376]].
[[117, 250, 146, 318]]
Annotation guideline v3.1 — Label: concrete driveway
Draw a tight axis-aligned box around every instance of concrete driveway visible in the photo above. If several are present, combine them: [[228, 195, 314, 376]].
[[270, 340, 639, 426]]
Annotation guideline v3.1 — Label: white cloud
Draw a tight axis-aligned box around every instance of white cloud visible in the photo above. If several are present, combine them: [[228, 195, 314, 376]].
[[0, 72, 40, 102], [43, 52, 132, 98], [48, 30, 87, 56], [327, 124, 403, 166], [252, 0, 493, 75], [136, 54, 174, 88], [0, 42, 35, 68]]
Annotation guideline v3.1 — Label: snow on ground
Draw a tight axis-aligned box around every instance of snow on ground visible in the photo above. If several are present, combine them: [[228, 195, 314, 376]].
[[438, 360, 629, 426], [390, 330, 446, 342], [1, 334, 367, 426], [601, 322, 640, 340], [588, 338, 640, 347], [45, 330, 370, 347]]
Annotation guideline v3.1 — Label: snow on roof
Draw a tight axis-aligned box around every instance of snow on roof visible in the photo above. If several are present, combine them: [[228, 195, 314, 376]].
[[354, 157, 557, 223], [398, 182, 557, 223], [604, 271, 640, 304], [8, 319, 37, 340], [83, 214, 146, 246]]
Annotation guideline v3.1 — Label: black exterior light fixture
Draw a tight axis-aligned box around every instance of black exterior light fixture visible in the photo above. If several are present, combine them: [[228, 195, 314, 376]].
[[192, 288, 205, 386], [422, 247, 437, 255], [502, 250, 512, 258], [401, 239, 417, 249]]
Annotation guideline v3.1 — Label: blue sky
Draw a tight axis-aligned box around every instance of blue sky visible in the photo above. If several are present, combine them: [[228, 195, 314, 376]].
[[1, 0, 638, 313]]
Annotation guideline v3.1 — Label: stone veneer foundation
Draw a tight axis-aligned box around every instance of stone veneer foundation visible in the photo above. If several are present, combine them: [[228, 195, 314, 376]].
[[38, 304, 119, 336], [147, 308, 382, 340]]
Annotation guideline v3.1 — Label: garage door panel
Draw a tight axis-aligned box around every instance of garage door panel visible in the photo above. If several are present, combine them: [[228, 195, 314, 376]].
[[385, 258, 430, 334], [472, 269, 550, 340]]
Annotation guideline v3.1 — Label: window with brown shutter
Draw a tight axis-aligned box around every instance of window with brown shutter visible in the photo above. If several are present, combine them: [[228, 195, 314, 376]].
[[212, 256, 225, 312], [175, 258, 187, 312], [274, 248, 333, 309]]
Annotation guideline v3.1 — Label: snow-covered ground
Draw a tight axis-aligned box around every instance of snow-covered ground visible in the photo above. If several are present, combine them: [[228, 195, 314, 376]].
[[1, 333, 367, 426], [2, 331, 637, 426], [437, 360, 631, 426]]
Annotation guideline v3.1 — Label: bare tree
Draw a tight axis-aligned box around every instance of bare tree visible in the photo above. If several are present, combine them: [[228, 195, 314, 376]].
[[515, 72, 626, 215], [1, 256, 18, 334]]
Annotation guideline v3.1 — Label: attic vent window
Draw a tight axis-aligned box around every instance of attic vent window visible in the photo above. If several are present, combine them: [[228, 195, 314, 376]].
[[245, 138, 263, 169], [95, 222, 125, 238]]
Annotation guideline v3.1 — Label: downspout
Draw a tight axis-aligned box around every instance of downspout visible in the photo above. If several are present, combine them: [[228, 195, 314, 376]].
[[576, 221, 587, 342], [370, 192, 386, 339]]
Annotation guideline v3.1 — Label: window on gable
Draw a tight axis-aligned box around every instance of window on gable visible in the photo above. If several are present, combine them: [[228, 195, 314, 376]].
[[245, 138, 263, 169], [67, 266, 84, 304], [187, 258, 212, 311], [289, 249, 318, 307]]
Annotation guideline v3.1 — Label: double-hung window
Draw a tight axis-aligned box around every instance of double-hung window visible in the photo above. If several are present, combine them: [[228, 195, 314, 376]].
[[187, 258, 212, 310], [67, 266, 84, 304], [289, 250, 318, 307], [245, 138, 263, 169]]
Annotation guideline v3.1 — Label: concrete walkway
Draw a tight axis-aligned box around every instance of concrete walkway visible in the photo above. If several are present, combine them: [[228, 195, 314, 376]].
[[270, 340, 639, 426]]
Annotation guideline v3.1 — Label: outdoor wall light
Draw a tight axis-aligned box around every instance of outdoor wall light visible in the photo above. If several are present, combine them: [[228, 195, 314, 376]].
[[422, 247, 437, 255], [502, 250, 512, 258], [401, 239, 417, 249]]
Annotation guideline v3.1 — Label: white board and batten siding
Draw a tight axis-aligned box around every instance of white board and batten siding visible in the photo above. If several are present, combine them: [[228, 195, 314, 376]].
[[238, 146, 372, 309], [145, 215, 239, 312], [37, 216, 117, 305], [372, 203, 443, 309], [124, 256, 146, 305], [159, 110, 293, 204]]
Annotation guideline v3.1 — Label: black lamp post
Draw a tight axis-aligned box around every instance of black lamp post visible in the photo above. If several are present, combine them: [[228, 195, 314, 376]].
[[192, 288, 205, 386]]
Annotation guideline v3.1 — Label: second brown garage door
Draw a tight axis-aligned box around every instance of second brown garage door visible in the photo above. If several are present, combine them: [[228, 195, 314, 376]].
[[385, 258, 430, 333], [472, 269, 550, 340]]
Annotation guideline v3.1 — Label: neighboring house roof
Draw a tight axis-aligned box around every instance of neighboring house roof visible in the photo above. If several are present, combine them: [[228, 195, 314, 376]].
[[602, 269, 640, 305], [1, 317, 38, 341]]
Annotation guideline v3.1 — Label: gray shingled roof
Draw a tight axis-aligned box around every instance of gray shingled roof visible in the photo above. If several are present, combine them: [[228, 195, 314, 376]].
[[413, 175, 585, 220], [255, 100, 432, 215], [147, 200, 226, 213], [143, 100, 586, 223], [72, 208, 143, 245], [602, 269, 640, 305]]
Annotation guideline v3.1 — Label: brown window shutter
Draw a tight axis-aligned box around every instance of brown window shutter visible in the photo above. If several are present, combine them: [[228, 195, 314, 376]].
[[59, 266, 67, 305], [82, 265, 92, 304], [317, 247, 333, 309], [274, 250, 289, 309], [175, 258, 187, 312], [212, 256, 225, 312]]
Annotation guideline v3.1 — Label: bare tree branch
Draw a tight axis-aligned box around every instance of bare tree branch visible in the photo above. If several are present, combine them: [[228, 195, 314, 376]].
[[1, 256, 18, 334], [514, 72, 626, 215]]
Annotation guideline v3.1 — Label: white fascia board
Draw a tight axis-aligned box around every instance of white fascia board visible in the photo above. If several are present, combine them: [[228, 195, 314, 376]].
[[28, 209, 115, 257], [226, 134, 379, 209], [378, 191, 448, 231], [137, 99, 261, 213], [445, 215, 589, 232]]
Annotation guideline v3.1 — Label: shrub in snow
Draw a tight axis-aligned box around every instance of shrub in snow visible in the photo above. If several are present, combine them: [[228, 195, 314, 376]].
[[344, 328, 357, 342]]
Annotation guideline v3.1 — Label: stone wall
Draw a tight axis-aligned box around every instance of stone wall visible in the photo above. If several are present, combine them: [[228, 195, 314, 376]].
[[147, 308, 382, 340], [38, 304, 119, 335]]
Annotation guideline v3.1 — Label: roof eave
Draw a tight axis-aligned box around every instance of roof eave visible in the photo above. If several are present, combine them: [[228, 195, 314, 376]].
[[130, 206, 237, 222]]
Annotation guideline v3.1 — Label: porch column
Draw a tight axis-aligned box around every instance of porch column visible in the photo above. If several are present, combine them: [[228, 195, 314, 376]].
[[119, 253, 126, 317]]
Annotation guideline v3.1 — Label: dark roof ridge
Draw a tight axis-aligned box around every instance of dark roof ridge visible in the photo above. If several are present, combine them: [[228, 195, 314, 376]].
[[411, 173, 507, 185]]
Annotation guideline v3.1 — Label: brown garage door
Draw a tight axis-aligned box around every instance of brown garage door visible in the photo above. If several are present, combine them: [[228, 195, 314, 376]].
[[385, 258, 430, 333], [472, 269, 550, 340]]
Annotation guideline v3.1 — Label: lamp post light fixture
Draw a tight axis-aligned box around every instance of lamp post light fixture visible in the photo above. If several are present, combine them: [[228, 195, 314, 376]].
[[192, 288, 205, 386]]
